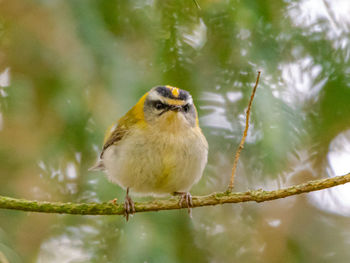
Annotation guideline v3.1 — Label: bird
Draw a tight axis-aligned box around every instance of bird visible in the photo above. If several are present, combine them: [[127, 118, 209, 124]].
[[90, 85, 208, 220]]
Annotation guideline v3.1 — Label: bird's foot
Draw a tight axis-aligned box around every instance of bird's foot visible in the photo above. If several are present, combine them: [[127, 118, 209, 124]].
[[124, 187, 135, 221], [174, 191, 193, 217]]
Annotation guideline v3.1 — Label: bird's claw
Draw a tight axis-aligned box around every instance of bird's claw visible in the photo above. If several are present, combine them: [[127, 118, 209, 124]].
[[124, 187, 135, 221], [176, 192, 193, 217]]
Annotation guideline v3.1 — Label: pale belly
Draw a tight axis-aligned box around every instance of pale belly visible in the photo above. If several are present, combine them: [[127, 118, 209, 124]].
[[102, 127, 208, 196]]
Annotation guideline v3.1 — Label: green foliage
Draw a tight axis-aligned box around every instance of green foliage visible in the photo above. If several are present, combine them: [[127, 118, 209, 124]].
[[0, 0, 350, 262]]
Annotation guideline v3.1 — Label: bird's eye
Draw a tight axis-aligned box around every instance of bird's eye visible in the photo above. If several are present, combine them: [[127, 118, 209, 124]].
[[183, 104, 190, 113], [154, 102, 165, 110]]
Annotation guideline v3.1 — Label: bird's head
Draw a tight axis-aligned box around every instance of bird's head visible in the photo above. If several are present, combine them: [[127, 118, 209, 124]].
[[142, 85, 198, 131]]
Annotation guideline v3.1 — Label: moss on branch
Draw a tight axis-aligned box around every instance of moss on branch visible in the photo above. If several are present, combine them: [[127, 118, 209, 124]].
[[0, 173, 349, 216]]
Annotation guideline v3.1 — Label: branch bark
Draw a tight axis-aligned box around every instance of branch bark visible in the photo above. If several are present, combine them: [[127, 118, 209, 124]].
[[1, 173, 349, 216]]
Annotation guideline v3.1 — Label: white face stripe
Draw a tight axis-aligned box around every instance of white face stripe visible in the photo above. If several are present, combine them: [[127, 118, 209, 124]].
[[185, 96, 193, 105], [148, 88, 193, 105], [147, 90, 166, 103]]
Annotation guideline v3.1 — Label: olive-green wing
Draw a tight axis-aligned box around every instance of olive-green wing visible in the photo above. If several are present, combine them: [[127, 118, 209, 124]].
[[99, 92, 149, 159], [100, 123, 128, 158], [99, 109, 140, 158], [89, 122, 129, 171]]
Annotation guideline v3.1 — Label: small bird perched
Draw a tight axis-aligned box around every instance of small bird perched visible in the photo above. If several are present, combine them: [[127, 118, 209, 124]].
[[90, 85, 208, 220]]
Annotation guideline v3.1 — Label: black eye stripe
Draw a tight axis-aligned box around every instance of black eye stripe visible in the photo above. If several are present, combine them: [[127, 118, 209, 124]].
[[182, 104, 191, 113], [153, 101, 168, 110], [150, 100, 192, 114]]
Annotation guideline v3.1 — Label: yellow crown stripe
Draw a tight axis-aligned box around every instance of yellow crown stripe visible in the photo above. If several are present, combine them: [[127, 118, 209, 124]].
[[165, 85, 180, 98], [171, 88, 179, 97]]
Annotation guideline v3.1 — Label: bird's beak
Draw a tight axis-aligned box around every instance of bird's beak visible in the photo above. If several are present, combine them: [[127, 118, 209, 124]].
[[169, 105, 182, 112]]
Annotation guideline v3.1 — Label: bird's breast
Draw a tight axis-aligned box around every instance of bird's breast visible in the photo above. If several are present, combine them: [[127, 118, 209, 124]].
[[103, 123, 208, 195]]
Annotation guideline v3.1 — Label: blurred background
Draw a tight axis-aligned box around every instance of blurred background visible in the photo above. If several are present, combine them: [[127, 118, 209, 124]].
[[0, 0, 350, 262]]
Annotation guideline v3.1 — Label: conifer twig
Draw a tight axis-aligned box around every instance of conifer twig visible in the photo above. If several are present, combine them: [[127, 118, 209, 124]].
[[228, 71, 261, 191]]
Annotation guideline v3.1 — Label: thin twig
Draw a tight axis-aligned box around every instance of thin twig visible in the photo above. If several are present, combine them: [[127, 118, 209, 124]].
[[0, 173, 349, 215], [193, 0, 201, 10], [228, 71, 261, 191]]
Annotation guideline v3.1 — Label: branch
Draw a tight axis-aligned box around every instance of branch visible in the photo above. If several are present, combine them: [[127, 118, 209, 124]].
[[229, 71, 261, 191], [1, 173, 349, 215]]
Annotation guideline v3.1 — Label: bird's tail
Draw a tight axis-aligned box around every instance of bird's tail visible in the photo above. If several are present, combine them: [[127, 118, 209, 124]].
[[88, 159, 105, 171]]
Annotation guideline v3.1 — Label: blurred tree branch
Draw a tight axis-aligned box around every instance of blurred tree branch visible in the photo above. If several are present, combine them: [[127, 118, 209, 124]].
[[0, 173, 349, 215]]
